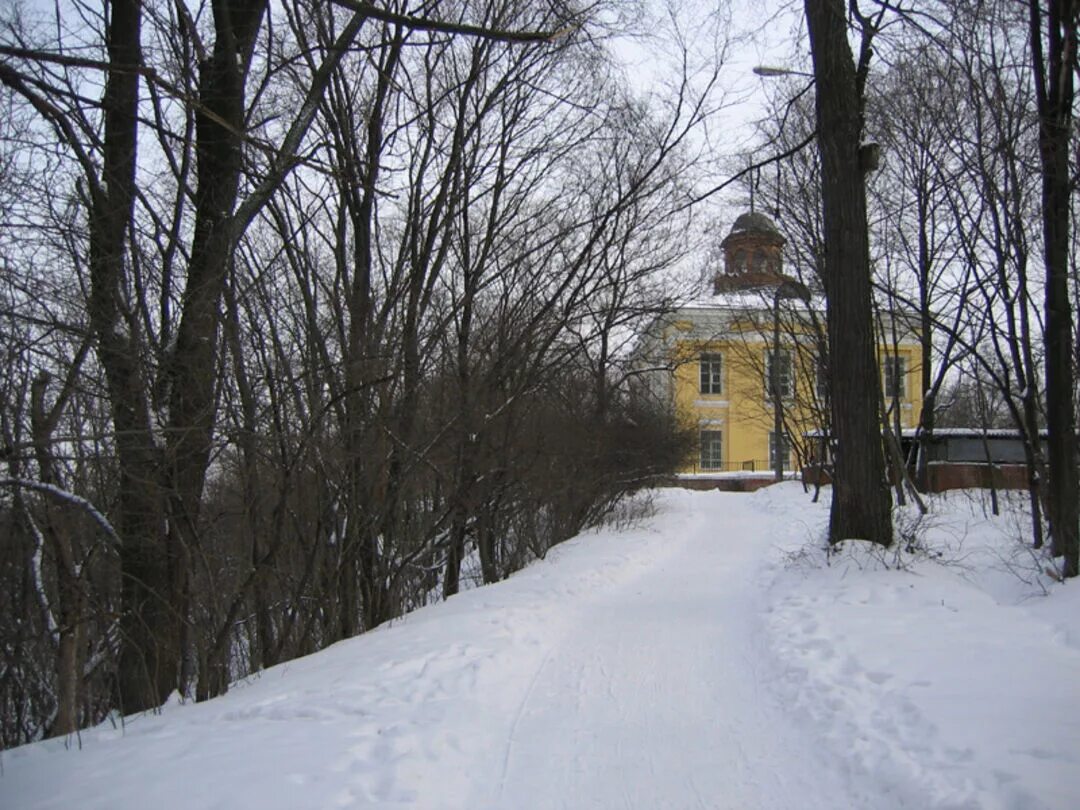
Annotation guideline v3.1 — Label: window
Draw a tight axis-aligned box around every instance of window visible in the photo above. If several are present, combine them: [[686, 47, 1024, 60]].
[[699, 353, 723, 395], [765, 348, 793, 399], [815, 355, 829, 401], [884, 355, 906, 400], [769, 431, 792, 471], [700, 430, 723, 471]]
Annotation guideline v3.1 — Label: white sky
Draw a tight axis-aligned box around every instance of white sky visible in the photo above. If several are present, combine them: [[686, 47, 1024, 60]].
[[6, 0, 810, 290], [601, 0, 811, 290]]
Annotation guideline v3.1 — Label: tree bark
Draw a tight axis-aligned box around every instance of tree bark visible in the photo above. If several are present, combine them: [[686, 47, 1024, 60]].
[[804, 0, 893, 545], [30, 373, 85, 736], [83, 0, 180, 712], [164, 2, 269, 693], [1030, 0, 1079, 576]]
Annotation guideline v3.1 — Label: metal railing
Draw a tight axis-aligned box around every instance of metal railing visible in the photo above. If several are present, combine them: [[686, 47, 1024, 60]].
[[684, 459, 781, 475]]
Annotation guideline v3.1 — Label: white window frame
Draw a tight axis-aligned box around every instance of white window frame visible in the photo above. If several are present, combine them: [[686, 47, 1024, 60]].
[[699, 429, 724, 471], [699, 353, 723, 395], [884, 354, 906, 400], [765, 348, 794, 399], [769, 431, 793, 471]]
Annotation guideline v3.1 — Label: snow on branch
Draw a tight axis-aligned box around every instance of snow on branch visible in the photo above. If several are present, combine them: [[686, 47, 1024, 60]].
[[0, 478, 121, 549]]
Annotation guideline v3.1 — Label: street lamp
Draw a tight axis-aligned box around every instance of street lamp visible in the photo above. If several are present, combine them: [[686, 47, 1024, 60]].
[[754, 65, 881, 172], [771, 279, 811, 482], [752, 65, 814, 79]]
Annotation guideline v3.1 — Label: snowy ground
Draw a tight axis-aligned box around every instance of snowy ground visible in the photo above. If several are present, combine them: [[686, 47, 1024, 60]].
[[3, 484, 1079, 809]]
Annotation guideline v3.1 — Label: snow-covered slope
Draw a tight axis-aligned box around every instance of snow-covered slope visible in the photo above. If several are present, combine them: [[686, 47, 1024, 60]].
[[3, 485, 1078, 809]]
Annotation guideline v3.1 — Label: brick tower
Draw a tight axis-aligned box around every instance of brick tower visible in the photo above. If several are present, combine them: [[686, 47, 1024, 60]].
[[714, 211, 787, 293]]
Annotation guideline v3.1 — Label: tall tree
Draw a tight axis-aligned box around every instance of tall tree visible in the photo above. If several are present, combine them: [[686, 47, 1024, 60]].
[[803, 0, 892, 545], [1028, 0, 1079, 577]]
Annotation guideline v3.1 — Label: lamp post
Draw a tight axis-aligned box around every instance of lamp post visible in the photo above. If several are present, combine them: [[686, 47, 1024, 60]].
[[754, 65, 881, 171], [754, 64, 820, 483], [752, 65, 814, 78], [771, 279, 811, 481]]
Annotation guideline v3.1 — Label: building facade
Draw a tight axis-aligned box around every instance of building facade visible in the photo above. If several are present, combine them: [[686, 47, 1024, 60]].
[[636, 212, 923, 476]]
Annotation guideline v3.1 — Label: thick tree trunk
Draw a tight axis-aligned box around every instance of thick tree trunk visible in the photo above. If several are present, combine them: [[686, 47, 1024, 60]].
[[159, 2, 268, 698], [804, 0, 893, 546], [443, 519, 467, 599], [915, 200, 936, 491], [477, 504, 501, 585], [344, 32, 404, 634], [84, 0, 180, 713], [1030, 0, 1080, 577], [165, 2, 268, 688]]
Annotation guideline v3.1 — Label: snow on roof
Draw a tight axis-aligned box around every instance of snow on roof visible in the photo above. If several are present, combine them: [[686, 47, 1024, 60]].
[[904, 427, 1050, 439], [804, 427, 1049, 439], [727, 211, 783, 237], [676, 291, 826, 312]]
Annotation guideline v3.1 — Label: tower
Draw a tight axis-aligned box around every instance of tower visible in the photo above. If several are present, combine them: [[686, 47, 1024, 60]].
[[714, 211, 787, 293]]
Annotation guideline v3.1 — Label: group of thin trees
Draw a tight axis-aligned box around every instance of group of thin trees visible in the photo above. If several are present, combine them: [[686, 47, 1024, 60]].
[[0, 0, 717, 746]]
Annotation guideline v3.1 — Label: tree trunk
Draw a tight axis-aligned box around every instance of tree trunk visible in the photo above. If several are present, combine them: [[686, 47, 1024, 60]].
[[804, 0, 893, 546], [915, 200, 936, 491], [30, 373, 87, 736], [1030, 0, 1079, 576], [344, 31, 405, 634], [83, 0, 180, 713], [477, 503, 501, 585]]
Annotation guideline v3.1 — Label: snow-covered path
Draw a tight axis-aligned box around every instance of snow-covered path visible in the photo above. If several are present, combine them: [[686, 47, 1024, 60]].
[[483, 493, 851, 809], [4, 486, 1079, 809]]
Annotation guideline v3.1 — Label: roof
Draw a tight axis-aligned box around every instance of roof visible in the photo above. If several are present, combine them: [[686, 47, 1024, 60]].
[[803, 428, 1050, 439], [728, 211, 782, 237], [676, 290, 826, 312]]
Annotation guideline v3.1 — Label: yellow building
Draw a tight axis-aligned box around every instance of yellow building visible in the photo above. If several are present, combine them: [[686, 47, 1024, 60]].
[[636, 212, 922, 476]]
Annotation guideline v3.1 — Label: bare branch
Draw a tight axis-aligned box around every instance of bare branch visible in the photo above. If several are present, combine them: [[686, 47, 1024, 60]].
[[0, 478, 121, 549], [330, 0, 577, 43]]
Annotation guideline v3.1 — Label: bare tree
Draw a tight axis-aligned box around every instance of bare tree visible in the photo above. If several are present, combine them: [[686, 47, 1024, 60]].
[[1027, 0, 1079, 576], [0, 0, 577, 719], [0, 0, 726, 741], [866, 46, 969, 488], [804, 0, 893, 545]]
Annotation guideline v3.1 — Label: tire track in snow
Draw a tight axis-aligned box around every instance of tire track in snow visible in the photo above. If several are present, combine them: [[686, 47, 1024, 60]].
[[495, 643, 558, 804]]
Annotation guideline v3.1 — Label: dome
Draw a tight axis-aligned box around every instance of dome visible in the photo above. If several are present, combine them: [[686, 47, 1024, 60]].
[[728, 211, 781, 236], [714, 210, 787, 293]]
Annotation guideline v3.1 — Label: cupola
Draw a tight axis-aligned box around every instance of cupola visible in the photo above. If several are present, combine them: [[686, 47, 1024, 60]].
[[714, 212, 787, 293]]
